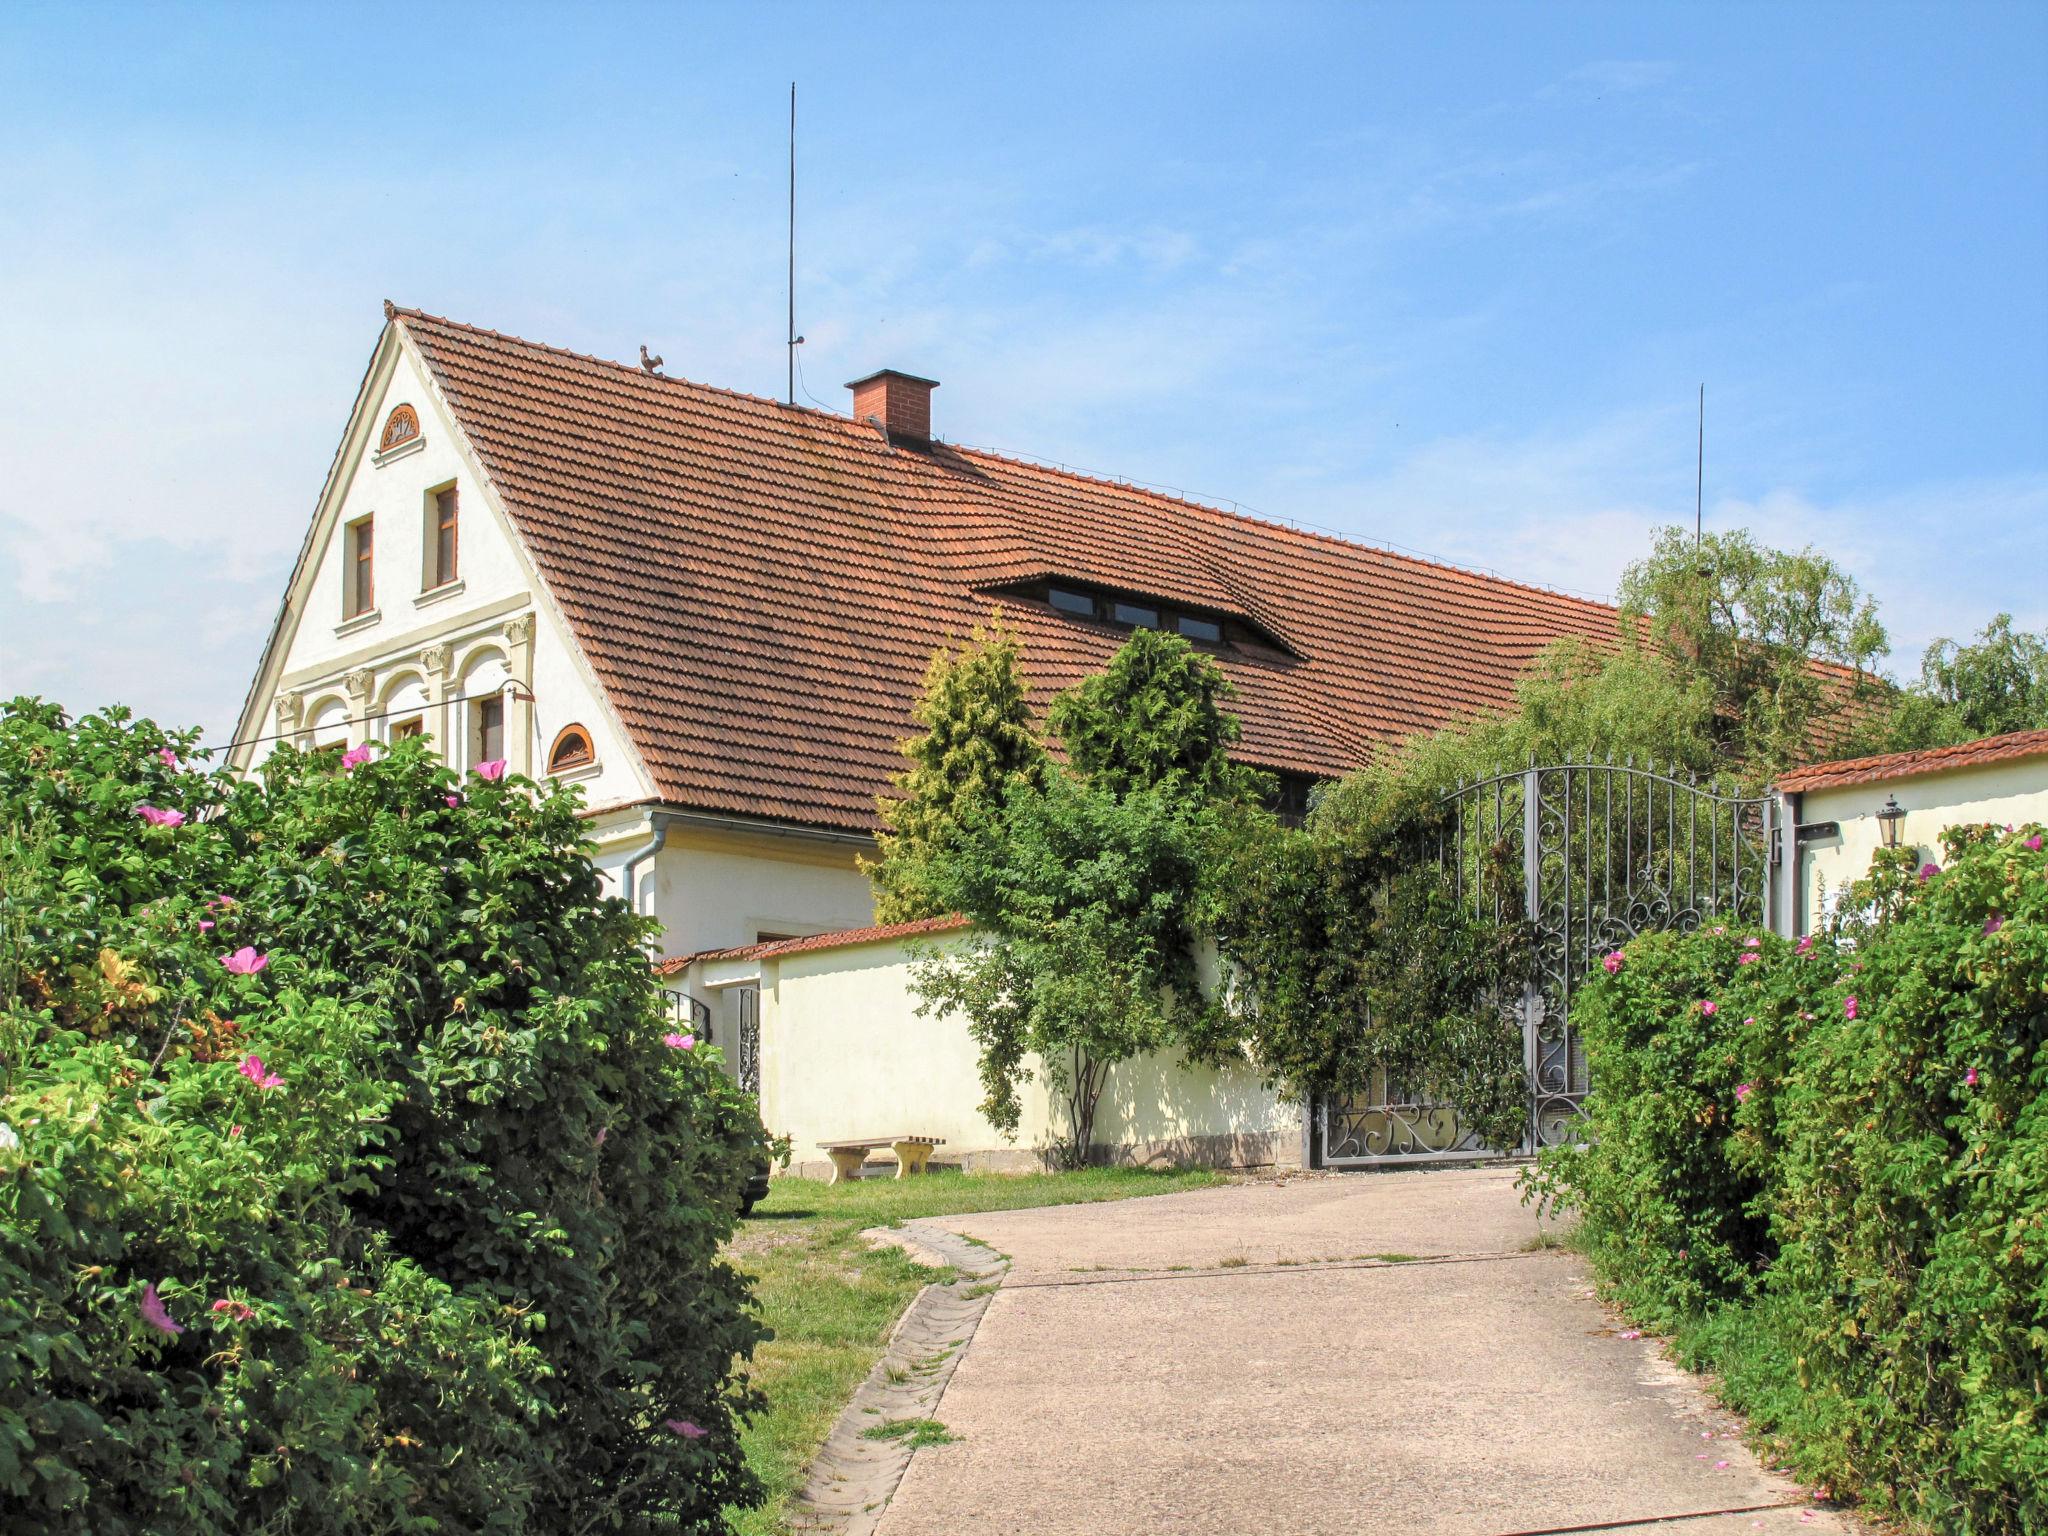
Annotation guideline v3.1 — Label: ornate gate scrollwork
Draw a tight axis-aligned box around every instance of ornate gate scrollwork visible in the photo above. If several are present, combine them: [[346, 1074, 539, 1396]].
[[1319, 761, 1773, 1167]]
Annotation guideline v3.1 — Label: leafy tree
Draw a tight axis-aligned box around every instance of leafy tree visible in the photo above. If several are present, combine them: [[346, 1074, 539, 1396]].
[[1864, 613, 2048, 752], [1386, 636, 1725, 794], [910, 773, 1218, 1168], [0, 700, 767, 1535], [909, 629, 1259, 1167], [1618, 526, 1888, 774], [866, 616, 1047, 922], [1047, 627, 1269, 803]]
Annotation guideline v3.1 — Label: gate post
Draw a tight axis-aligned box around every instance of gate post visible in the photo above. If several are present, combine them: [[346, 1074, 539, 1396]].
[[1520, 763, 1543, 1154]]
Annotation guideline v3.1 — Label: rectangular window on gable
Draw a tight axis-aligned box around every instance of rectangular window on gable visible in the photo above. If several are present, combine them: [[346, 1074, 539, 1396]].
[[474, 695, 505, 765], [1176, 613, 1222, 643], [345, 516, 375, 618], [1111, 600, 1160, 629], [1048, 587, 1096, 618], [427, 486, 459, 589]]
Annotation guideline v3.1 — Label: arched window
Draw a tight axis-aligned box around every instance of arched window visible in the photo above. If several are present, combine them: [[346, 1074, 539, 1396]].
[[548, 724, 596, 773], [379, 404, 420, 451]]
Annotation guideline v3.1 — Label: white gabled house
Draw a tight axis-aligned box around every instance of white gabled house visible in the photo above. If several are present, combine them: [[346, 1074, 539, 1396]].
[[235, 303, 1637, 1169]]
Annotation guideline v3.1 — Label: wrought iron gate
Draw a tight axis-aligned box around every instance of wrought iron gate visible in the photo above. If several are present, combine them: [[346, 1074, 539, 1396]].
[[1319, 761, 1775, 1166]]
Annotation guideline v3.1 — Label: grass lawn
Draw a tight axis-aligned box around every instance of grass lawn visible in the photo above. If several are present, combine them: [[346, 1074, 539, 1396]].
[[723, 1165, 1227, 1534]]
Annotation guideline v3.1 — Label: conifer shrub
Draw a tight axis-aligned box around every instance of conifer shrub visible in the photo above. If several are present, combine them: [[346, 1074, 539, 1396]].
[[1532, 825, 2048, 1533], [0, 699, 769, 1534]]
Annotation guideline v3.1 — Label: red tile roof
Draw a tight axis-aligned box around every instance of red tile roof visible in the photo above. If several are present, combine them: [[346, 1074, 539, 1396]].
[[655, 914, 972, 976], [396, 307, 1623, 833], [1776, 727, 2048, 794]]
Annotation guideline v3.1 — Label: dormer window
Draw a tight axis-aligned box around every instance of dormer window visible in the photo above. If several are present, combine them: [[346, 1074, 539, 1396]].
[[1048, 587, 1095, 618], [993, 578, 1288, 653]]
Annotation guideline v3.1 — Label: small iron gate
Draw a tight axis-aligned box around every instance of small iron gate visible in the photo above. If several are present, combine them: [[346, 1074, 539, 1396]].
[[663, 985, 760, 1094], [1320, 761, 1775, 1166]]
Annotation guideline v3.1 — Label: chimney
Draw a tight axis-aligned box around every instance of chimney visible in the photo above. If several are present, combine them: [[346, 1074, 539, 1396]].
[[845, 369, 939, 441]]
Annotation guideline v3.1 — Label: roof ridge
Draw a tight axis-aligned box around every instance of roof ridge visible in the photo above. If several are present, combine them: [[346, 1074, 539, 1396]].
[[390, 302, 861, 432], [392, 303, 1620, 621]]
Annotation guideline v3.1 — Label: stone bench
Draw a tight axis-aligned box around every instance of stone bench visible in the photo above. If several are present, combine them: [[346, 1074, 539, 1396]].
[[818, 1135, 945, 1184]]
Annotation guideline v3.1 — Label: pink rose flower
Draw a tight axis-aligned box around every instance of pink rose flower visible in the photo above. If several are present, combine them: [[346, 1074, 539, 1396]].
[[341, 743, 373, 770], [1796, 935, 1814, 954], [1700, 1000, 1718, 1016], [238, 1054, 284, 1090], [2025, 834, 2043, 851], [1734, 1082, 1755, 1103], [664, 1032, 695, 1050], [158, 747, 179, 769], [1602, 951, 1623, 975], [664, 1419, 708, 1439], [1737, 952, 1758, 965], [472, 759, 508, 781], [198, 920, 215, 932], [1919, 862, 1941, 882], [211, 1298, 255, 1322], [446, 794, 461, 809], [1964, 1067, 1979, 1088], [140, 1281, 184, 1338], [1982, 915, 2003, 935], [221, 947, 269, 975], [135, 805, 186, 828], [1844, 995, 1859, 1020], [1744, 936, 1761, 949]]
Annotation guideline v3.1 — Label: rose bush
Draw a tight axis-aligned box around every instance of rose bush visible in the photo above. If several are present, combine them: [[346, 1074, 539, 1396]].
[[0, 699, 770, 1534], [1530, 825, 2047, 1533]]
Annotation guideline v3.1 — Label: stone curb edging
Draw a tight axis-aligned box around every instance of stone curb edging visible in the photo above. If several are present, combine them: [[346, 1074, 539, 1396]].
[[788, 1220, 1008, 1535]]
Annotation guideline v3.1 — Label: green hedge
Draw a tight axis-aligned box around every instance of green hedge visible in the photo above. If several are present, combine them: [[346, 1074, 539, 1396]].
[[0, 700, 770, 1533], [1532, 824, 2047, 1533]]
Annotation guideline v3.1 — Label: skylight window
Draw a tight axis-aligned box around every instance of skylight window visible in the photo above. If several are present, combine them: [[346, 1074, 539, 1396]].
[[1175, 614, 1222, 643], [1111, 601, 1160, 629]]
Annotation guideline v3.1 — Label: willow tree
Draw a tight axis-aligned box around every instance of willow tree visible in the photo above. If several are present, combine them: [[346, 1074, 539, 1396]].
[[864, 616, 1047, 922]]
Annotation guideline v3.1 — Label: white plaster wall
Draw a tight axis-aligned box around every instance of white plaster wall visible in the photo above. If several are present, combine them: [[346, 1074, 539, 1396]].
[[1798, 757, 2048, 929], [289, 349, 529, 676], [644, 825, 875, 957], [755, 932, 1301, 1174]]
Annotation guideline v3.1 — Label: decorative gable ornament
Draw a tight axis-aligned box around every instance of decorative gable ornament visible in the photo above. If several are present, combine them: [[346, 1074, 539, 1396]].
[[379, 404, 420, 452]]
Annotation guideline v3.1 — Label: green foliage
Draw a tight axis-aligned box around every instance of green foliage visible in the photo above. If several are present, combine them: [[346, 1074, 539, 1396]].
[[1619, 525, 1889, 775], [1860, 613, 2048, 753], [867, 616, 1047, 923], [1046, 627, 1269, 804], [1533, 826, 2048, 1532], [911, 771, 1218, 1167], [0, 699, 770, 1535], [1208, 789, 1527, 1153]]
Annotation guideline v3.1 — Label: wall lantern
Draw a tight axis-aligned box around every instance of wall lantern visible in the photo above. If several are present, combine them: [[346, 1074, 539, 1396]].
[[1876, 793, 1907, 849]]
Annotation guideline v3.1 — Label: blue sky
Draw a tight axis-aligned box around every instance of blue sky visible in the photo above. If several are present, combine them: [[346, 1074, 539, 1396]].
[[3, 2, 2044, 744]]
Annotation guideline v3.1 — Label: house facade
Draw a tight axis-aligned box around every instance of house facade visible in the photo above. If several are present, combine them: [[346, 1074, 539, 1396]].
[[234, 304, 1629, 1139]]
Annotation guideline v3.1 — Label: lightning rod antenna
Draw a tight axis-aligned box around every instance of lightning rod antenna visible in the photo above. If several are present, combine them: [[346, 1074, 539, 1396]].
[[1695, 383, 1705, 544], [787, 83, 797, 406]]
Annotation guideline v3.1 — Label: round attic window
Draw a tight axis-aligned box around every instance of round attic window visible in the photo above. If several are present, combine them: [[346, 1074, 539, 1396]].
[[379, 404, 420, 452]]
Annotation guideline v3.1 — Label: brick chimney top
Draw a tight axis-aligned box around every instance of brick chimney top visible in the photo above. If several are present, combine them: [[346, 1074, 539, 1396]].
[[846, 369, 939, 441]]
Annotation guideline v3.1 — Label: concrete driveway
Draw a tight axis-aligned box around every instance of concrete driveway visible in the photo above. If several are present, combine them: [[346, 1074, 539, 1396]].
[[874, 1167, 1857, 1536]]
